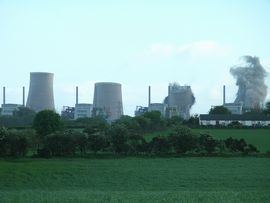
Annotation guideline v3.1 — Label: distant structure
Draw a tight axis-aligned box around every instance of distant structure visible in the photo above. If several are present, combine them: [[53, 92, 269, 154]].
[[164, 82, 195, 119], [61, 106, 75, 120], [74, 103, 93, 120], [1, 86, 25, 116], [93, 82, 123, 119], [134, 106, 148, 116], [148, 103, 168, 117], [26, 72, 55, 112]]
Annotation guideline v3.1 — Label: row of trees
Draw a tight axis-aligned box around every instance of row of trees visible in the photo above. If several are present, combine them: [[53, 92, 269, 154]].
[[0, 109, 261, 157], [36, 124, 260, 157], [0, 127, 36, 156]]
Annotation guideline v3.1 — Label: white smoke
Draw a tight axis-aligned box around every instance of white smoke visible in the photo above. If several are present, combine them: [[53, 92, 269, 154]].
[[230, 56, 268, 107]]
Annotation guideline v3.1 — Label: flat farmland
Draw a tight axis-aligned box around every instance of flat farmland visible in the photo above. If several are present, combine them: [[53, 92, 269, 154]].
[[0, 157, 269, 202]]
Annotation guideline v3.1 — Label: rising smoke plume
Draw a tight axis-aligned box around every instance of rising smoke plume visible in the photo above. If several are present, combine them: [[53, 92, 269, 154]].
[[230, 56, 268, 107]]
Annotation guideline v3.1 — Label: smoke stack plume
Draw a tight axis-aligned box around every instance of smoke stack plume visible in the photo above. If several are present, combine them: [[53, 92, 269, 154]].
[[230, 56, 268, 107]]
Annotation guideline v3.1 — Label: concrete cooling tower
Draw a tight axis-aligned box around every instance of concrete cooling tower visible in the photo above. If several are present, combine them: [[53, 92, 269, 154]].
[[164, 82, 195, 119], [93, 82, 123, 119], [26, 72, 55, 112]]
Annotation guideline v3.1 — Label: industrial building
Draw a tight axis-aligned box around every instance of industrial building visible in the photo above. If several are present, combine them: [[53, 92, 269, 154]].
[[139, 83, 195, 119], [74, 103, 93, 120], [26, 72, 55, 112], [1, 87, 25, 116], [61, 83, 123, 120], [1, 104, 22, 116], [148, 103, 168, 117], [200, 114, 270, 126]]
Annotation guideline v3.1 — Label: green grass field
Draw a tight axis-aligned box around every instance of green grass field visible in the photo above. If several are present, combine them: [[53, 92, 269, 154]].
[[144, 128, 270, 153], [0, 157, 269, 202]]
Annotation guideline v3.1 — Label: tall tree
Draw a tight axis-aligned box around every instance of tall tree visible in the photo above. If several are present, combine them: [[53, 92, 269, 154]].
[[263, 101, 270, 115], [209, 106, 231, 114], [33, 110, 64, 137]]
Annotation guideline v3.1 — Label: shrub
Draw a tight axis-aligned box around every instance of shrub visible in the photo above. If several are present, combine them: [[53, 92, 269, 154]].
[[168, 125, 197, 154], [198, 131, 225, 155], [33, 110, 64, 137], [149, 135, 171, 155]]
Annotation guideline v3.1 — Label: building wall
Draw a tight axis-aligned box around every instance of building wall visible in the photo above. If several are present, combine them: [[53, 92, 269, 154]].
[[224, 103, 243, 114], [200, 119, 270, 126], [148, 103, 168, 117], [1, 104, 22, 116], [74, 103, 93, 120]]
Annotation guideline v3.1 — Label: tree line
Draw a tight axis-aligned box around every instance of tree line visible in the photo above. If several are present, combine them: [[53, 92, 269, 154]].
[[0, 119, 262, 158]]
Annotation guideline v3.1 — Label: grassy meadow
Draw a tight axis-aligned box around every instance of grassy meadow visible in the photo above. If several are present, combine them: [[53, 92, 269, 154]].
[[0, 156, 270, 202]]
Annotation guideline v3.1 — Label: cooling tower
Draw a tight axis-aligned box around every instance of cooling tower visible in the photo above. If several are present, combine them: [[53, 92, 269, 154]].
[[169, 86, 194, 107], [167, 84, 195, 119], [26, 72, 55, 112], [93, 82, 123, 119]]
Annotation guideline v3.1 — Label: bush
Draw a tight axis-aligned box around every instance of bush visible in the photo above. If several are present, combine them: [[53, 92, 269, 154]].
[[108, 123, 130, 154], [0, 126, 34, 157], [149, 135, 171, 155], [198, 131, 225, 155], [33, 110, 64, 137], [168, 125, 197, 154]]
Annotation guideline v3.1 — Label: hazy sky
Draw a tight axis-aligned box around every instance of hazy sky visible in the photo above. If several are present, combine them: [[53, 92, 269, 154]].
[[1, 0, 270, 116]]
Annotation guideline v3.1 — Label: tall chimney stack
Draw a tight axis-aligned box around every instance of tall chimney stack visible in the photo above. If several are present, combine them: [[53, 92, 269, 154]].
[[223, 85, 225, 105], [3, 87, 5, 104], [168, 85, 170, 106], [148, 86, 151, 107], [23, 86, 25, 107], [76, 86, 78, 105]]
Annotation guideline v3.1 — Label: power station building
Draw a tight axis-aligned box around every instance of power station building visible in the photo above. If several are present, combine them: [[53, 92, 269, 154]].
[[26, 72, 55, 112], [1, 87, 25, 116], [142, 83, 195, 119], [63, 82, 124, 120]]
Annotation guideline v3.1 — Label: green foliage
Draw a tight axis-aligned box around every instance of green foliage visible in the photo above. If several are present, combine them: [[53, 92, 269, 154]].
[[88, 131, 110, 154], [263, 101, 270, 115], [128, 134, 148, 155], [168, 125, 197, 154], [41, 131, 77, 157], [83, 126, 96, 135], [170, 115, 184, 125], [183, 114, 199, 125], [143, 110, 166, 131], [0, 126, 35, 157], [228, 121, 242, 126], [209, 106, 232, 114], [0, 107, 36, 127], [75, 115, 106, 127], [119, 115, 133, 121], [244, 144, 260, 155], [225, 137, 260, 155], [132, 116, 149, 131], [33, 110, 64, 137], [108, 123, 130, 154], [149, 135, 171, 155], [198, 131, 225, 155], [73, 131, 89, 154]]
